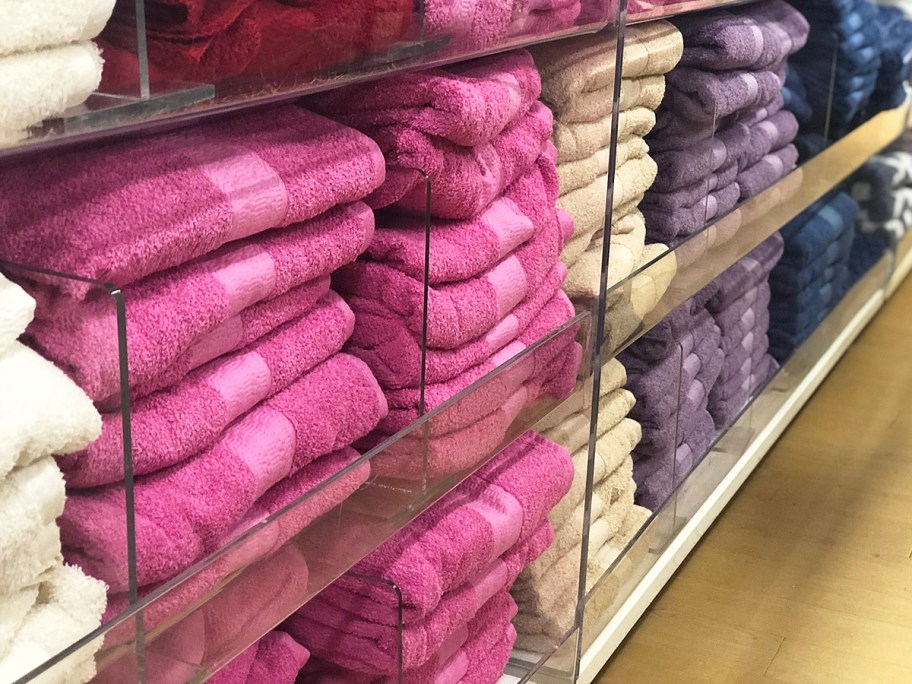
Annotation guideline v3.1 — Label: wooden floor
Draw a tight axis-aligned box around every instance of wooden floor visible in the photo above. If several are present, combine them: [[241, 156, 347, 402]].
[[597, 274, 912, 684]]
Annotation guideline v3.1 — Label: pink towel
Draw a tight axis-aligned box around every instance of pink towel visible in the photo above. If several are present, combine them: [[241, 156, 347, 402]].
[[59, 291, 355, 488], [210, 631, 310, 684], [25, 203, 373, 405], [60, 354, 386, 591], [337, 153, 571, 351], [308, 50, 541, 148], [366, 102, 555, 218], [376, 294, 578, 436], [367, 198, 537, 285], [286, 522, 551, 673], [0, 107, 384, 297], [299, 590, 518, 684], [310, 430, 572, 627], [349, 263, 567, 389]]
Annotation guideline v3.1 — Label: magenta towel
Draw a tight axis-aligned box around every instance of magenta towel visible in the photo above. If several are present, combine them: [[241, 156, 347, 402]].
[[25, 202, 374, 405], [301, 429, 571, 627], [348, 262, 566, 389], [337, 157, 571, 350], [0, 107, 384, 298], [650, 122, 750, 192], [286, 523, 550, 673], [377, 295, 577, 436], [59, 291, 355, 488], [663, 67, 784, 123], [737, 144, 798, 200], [366, 102, 554, 218], [308, 50, 541, 148], [210, 631, 310, 684], [739, 111, 799, 171], [60, 354, 386, 591], [367, 198, 537, 285]]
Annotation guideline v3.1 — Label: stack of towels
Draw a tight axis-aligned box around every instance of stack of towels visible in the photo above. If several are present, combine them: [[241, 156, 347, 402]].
[[510, 359, 649, 651], [309, 50, 581, 481], [0, 106, 390, 627], [643, 0, 808, 246], [787, 0, 882, 138], [210, 630, 310, 684], [285, 431, 574, 682], [0, 0, 113, 143], [869, 6, 912, 114], [702, 235, 783, 428], [0, 273, 106, 683], [769, 192, 858, 361], [98, 0, 414, 89], [848, 147, 912, 249], [620, 299, 724, 510], [529, 20, 683, 300]]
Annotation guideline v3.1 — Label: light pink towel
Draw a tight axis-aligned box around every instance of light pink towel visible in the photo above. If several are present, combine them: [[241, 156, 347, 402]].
[[60, 354, 386, 591], [0, 107, 385, 298], [286, 523, 551, 673], [366, 102, 554, 218], [59, 291, 355, 488], [210, 631, 310, 684], [308, 50, 541, 148], [349, 262, 567, 389], [25, 202, 373, 405], [376, 293, 578, 436]]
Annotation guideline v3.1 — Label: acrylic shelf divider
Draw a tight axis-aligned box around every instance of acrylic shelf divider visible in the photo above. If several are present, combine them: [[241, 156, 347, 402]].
[[0, 0, 619, 161], [600, 101, 911, 363], [578, 249, 897, 683]]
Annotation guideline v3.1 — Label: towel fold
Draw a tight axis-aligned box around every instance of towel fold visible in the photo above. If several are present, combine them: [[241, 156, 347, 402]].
[[61, 354, 385, 591], [0, 341, 100, 481], [621, 20, 685, 78], [650, 122, 751, 192], [309, 50, 541, 148], [644, 162, 739, 211], [27, 202, 369, 404], [0, 41, 103, 144], [737, 144, 798, 200], [642, 181, 741, 242], [0, 272, 34, 355], [0, 107, 384, 295], [706, 233, 785, 312], [210, 631, 310, 684], [664, 67, 784, 123], [0, 0, 114, 57], [553, 107, 656, 164], [740, 110, 800, 171], [60, 291, 355, 487]]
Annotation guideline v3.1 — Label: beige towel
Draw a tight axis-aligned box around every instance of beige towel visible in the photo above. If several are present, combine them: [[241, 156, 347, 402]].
[[563, 219, 647, 299], [622, 20, 684, 79], [537, 359, 628, 434], [556, 135, 648, 196], [530, 33, 616, 118], [613, 204, 647, 236], [620, 74, 667, 113], [553, 107, 655, 164], [550, 73, 667, 124]]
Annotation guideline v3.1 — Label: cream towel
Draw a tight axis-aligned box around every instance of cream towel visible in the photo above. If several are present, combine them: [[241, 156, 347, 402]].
[[546, 73, 667, 125], [0, 342, 101, 480], [542, 390, 638, 455], [0, 42, 103, 144], [557, 135, 650, 196], [537, 358, 628, 433], [0, 458, 65, 596], [613, 203, 646, 236], [0, 0, 114, 57], [563, 219, 647, 299], [0, 585, 38, 662], [553, 107, 655, 164], [0, 273, 35, 354], [622, 20, 684, 79], [0, 563, 106, 684], [531, 34, 616, 118], [619, 75, 667, 113]]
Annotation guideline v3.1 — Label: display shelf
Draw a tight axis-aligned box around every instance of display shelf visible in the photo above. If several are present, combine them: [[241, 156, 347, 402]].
[[627, 0, 758, 24], [577, 253, 893, 683], [15, 309, 593, 683], [600, 102, 910, 360], [888, 228, 912, 297], [0, 1, 619, 161]]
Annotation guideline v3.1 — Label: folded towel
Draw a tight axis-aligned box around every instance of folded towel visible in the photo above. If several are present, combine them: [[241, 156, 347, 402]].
[[737, 144, 798, 200], [0, 458, 65, 597], [563, 218, 646, 299], [0, 42, 102, 144], [0, 272, 34, 354], [622, 299, 695, 363], [61, 354, 385, 591], [210, 631, 309, 684], [553, 107, 656, 165], [60, 291, 355, 487], [740, 110, 800, 171], [622, 20, 684, 78], [776, 193, 859, 267], [366, 199, 536, 285], [706, 233, 785, 312], [674, 0, 809, 72], [644, 161, 739, 212], [0, 341, 100, 481], [0, 108, 384, 295], [0, 563, 106, 684], [650, 122, 751, 192], [664, 67, 784, 123], [0, 0, 114, 57], [642, 181, 741, 242], [537, 356, 628, 436], [309, 50, 540, 148], [366, 102, 554, 219], [27, 202, 369, 404]]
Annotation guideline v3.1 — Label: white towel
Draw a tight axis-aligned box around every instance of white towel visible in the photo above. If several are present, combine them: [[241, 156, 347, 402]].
[[0, 42, 103, 144], [0, 563, 106, 684], [0, 273, 35, 354], [0, 458, 65, 595], [0, 0, 115, 58], [0, 341, 101, 480], [0, 584, 39, 662]]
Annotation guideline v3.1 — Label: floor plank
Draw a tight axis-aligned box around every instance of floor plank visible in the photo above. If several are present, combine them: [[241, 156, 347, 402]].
[[597, 274, 912, 683]]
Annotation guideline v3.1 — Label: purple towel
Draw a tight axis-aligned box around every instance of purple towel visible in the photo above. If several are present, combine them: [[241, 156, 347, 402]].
[[641, 182, 741, 242], [643, 162, 739, 212], [738, 144, 798, 200], [712, 282, 772, 342], [706, 234, 785, 312], [664, 68, 784, 123], [624, 299, 696, 363], [650, 122, 751, 192], [739, 111, 800, 170], [738, 92, 786, 126]]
